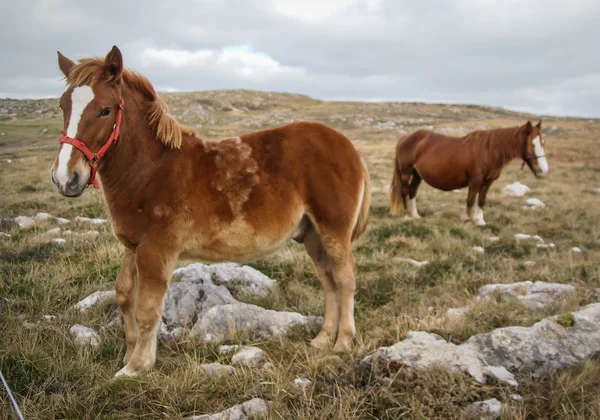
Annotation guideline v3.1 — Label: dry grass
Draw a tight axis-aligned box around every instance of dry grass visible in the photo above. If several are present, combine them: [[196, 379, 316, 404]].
[[1, 91, 599, 419]]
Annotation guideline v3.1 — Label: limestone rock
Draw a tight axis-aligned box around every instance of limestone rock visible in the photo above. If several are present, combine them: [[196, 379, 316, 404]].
[[75, 290, 116, 312], [503, 181, 530, 197], [477, 281, 575, 310], [523, 198, 545, 209], [198, 363, 237, 377], [463, 398, 503, 419], [365, 304, 600, 386], [70, 324, 100, 347], [183, 398, 271, 420]]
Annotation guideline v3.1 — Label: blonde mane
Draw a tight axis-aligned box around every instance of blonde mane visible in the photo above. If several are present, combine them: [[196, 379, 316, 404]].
[[67, 58, 195, 149]]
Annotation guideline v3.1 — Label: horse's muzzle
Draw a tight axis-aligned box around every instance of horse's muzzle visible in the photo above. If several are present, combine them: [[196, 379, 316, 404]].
[[51, 170, 88, 197]]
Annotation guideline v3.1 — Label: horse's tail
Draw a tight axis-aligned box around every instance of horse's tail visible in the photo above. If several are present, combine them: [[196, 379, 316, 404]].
[[351, 154, 371, 242], [389, 149, 403, 216]]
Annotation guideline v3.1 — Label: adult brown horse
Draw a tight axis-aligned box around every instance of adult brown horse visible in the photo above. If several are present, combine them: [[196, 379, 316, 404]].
[[50, 46, 371, 377], [390, 122, 548, 225]]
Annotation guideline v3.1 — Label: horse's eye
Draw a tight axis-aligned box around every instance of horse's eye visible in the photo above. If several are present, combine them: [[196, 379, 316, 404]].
[[100, 108, 111, 117]]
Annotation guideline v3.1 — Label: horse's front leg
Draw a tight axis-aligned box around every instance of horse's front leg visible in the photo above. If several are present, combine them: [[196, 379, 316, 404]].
[[473, 182, 492, 226], [115, 248, 138, 366], [115, 244, 176, 377], [463, 179, 482, 224]]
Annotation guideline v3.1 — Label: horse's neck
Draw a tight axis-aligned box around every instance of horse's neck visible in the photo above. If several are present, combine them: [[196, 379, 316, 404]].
[[488, 128, 524, 168], [97, 98, 162, 202]]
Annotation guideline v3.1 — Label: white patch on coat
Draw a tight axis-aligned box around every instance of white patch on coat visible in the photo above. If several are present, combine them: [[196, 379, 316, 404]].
[[532, 136, 548, 174], [56, 86, 95, 185]]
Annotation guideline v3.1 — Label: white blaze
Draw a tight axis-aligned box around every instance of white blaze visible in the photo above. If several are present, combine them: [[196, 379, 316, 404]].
[[56, 86, 94, 185], [532, 136, 548, 174]]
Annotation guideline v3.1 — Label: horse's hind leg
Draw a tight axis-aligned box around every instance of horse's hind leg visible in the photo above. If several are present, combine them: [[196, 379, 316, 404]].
[[304, 227, 339, 349], [330, 251, 356, 353], [400, 171, 412, 218], [115, 249, 138, 366], [407, 170, 422, 218], [304, 225, 356, 352], [115, 245, 176, 377]]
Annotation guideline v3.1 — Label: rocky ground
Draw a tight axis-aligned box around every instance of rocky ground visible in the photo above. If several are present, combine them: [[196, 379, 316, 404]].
[[1, 90, 600, 419]]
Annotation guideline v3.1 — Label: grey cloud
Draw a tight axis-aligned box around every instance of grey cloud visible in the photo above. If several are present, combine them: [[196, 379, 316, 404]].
[[2, 0, 599, 117]]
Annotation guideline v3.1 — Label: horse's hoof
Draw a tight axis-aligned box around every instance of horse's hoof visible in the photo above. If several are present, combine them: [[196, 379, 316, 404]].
[[333, 340, 352, 353], [114, 365, 142, 378], [310, 334, 334, 351]]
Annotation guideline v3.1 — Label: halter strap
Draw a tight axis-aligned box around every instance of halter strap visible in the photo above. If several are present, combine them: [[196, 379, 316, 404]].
[[521, 154, 546, 169], [58, 98, 124, 188]]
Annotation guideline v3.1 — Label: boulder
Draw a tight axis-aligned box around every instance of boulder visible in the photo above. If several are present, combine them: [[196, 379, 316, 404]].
[[364, 304, 600, 386]]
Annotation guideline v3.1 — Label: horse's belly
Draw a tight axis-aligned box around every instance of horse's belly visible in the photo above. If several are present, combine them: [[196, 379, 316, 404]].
[[180, 214, 303, 264], [416, 163, 468, 191]]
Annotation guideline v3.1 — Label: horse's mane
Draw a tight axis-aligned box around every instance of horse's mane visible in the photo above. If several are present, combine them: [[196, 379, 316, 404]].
[[465, 126, 524, 167], [67, 58, 195, 149]]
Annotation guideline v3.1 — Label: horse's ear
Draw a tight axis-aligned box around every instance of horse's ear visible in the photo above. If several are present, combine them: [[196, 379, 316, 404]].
[[104, 46, 123, 80], [57, 51, 75, 77], [536, 120, 542, 129], [525, 120, 532, 134]]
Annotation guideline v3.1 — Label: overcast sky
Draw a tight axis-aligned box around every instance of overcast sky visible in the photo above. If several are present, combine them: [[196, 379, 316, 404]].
[[2, 0, 599, 117]]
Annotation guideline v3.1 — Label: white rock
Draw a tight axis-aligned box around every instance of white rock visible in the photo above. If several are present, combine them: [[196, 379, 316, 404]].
[[478, 281, 574, 310], [447, 306, 470, 319], [487, 236, 500, 242], [197, 362, 237, 377], [172, 262, 275, 297], [55, 217, 70, 225], [85, 230, 100, 239], [69, 324, 100, 347], [511, 394, 523, 401], [74, 216, 108, 225], [364, 303, 600, 387], [524, 261, 536, 267], [230, 346, 266, 367], [472, 246, 485, 254], [74, 290, 116, 312], [14, 216, 35, 229], [63, 230, 72, 235], [183, 398, 271, 420], [570, 247, 582, 254], [362, 331, 517, 387], [42, 315, 56, 321], [463, 398, 503, 419], [536, 243, 555, 249], [5, 159, 11, 163], [393, 257, 430, 267], [503, 182, 530, 197], [34, 212, 52, 221], [594, 188, 600, 194], [515, 233, 544, 243], [0, 232, 11, 237], [523, 198, 545, 209], [47, 227, 61, 235], [452, 189, 461, 193], [52, 238, 66, 244], [79, 263, 316, 344], [290, 377, 312, 393]]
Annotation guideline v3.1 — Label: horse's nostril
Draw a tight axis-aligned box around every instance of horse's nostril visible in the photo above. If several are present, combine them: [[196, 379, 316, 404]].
[[67, 172, 79, 188]]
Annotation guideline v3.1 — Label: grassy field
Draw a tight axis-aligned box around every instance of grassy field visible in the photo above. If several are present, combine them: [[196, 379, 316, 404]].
[[1, 90, 599, 419]]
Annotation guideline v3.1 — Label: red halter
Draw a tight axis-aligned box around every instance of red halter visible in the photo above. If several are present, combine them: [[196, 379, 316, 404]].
[[58, 98, 125, 189]]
